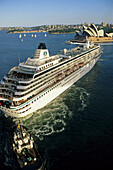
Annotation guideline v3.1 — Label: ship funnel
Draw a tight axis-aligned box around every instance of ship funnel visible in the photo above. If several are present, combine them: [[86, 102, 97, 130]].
[[33, 43, 49, 59], [38, 43, 46, 49]]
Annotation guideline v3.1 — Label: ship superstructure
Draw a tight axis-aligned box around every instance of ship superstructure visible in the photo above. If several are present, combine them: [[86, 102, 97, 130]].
[[0, 42, 102, 118]]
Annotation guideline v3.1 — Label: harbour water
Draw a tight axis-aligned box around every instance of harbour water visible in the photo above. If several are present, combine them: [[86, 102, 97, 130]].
[[0, 31, 113, 170]]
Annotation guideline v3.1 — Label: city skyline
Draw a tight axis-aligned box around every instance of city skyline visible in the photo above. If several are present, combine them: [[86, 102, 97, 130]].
[[0, 0, 113, 27]]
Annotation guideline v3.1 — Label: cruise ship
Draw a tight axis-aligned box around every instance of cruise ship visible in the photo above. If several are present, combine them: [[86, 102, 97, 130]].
[[0, 41, 102, 118]]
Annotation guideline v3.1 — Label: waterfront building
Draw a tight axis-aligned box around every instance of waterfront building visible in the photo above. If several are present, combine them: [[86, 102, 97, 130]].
[[75, 24, 105, 38], [102, 22, 107, 27], [77, 24, 104, 37]]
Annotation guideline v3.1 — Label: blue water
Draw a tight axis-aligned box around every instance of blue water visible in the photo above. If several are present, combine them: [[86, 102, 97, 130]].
[[0, 31, 113, 170]]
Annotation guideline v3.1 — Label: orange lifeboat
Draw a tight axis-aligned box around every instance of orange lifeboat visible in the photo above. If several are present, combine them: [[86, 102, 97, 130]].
[[66, 68, 71, 75], [73, 65, 78, 70], [78, 62, 84, 67], [57, 73, 63, 80]]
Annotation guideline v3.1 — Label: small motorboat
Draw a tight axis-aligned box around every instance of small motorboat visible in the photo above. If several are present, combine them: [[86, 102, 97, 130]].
[[11, 122, 43, 169]]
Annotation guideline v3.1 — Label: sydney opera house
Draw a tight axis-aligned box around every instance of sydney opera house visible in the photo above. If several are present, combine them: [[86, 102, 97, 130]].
[[69, 23, 113, 43], [76, 23, 104, 37], [76, 23, 113, 38]]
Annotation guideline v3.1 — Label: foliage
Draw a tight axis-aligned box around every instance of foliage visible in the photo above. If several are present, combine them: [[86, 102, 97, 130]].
[[7, 29, 25, 33], [102, 27, 113, 33], [48, 28, 79, 34]]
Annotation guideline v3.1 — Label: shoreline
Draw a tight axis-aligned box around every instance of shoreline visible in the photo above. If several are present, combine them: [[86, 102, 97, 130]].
[[7, 30, 46, 34], [48, 32, 75, 34], [8, 31, 75, 34], [69, 37, 113, 44]]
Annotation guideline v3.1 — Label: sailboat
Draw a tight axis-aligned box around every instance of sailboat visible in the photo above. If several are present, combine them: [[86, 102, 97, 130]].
[[34, 34, 37, 38], [45, 33, 47, 37], [19, 34, 21, 38], [24, 34, 26, 37], [31, 34, 33, 37]]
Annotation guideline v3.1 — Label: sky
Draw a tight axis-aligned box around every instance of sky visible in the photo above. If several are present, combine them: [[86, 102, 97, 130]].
[[0, 0, 113, 27]]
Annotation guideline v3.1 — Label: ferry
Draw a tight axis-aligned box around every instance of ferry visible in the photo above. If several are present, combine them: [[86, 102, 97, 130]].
[[0, 41, 102, 118]]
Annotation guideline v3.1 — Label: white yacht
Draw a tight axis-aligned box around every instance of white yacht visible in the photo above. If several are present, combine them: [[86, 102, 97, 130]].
[[0, 41, 102, 118]]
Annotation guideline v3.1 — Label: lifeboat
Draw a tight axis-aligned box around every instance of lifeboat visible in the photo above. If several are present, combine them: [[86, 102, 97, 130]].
[[57, 73, 64, 80], [78, 62, 84, 67], [73, 65, 78, 71], [66, 68, 71, 75]]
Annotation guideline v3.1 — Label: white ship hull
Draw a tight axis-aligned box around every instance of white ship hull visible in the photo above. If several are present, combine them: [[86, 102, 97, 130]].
[[0, 56, 100, 118]]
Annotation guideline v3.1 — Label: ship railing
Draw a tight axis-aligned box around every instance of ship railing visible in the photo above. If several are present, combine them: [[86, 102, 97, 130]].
[[0, 94, 13, 100], [0, 84, 3, 88], [0, 86, 15, 92], [0, 91, 13, 97], [1, 106, 21, 116], [7, 74, 32, 81], [12, 81, 56, 106]]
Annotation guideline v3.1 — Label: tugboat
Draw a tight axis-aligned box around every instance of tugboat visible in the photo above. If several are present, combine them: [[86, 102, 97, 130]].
[[11, 122, 43, 169]]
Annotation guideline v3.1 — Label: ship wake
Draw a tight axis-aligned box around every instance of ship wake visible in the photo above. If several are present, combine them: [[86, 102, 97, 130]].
[[22, 85, 89, 140]]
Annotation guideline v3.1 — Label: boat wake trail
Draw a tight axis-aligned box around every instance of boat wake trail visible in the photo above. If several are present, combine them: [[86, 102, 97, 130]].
[[23, 97, 72, 140], [78, 89, 89, 111], [63, 85, 89, 112], [23, 85, 89, 140]]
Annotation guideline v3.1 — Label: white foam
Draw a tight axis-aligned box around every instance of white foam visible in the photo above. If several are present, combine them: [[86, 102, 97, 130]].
[[78, 90, 89, 111], [22, 85, 89, 140], [23, 95, 72, 140]]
